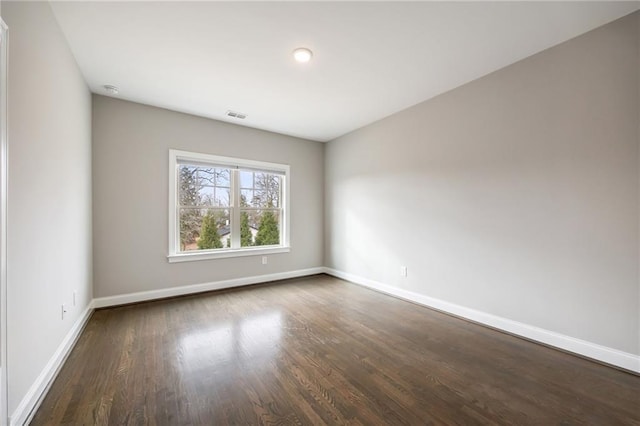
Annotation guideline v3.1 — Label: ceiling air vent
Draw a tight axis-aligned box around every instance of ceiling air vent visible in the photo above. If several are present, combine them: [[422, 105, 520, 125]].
[[226, 110, 247, 120]]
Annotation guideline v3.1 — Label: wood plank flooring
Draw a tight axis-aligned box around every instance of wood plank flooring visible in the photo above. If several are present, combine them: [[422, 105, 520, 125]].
[[31, 274, 640, 425]]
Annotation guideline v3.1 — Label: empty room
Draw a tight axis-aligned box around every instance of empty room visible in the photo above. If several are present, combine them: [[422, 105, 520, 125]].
[[0, 0, 638, 424]]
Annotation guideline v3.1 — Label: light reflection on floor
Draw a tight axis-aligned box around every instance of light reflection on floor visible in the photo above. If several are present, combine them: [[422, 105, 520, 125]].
[[178, 311, 283, 374]]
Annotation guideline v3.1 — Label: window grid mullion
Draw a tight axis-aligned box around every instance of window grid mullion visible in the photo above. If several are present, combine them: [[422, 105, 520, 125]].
[[230, 170, 241, 249], [174, 164, 180, 252]]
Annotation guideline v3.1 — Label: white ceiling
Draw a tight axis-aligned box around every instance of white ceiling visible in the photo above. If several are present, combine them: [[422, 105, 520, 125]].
[[49, 1, 640, 142]]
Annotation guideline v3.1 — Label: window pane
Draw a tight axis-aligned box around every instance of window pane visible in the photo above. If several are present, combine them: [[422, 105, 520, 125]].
[[255, 172, 281, 208], [242, 209, 280, 247], [216, 169, 230, 187], [239, 211, 256, 247], [240, 189, 254, 207], [195, 167, 216, 186], [214, 188, 230, 207], [178, 165, 199, 206], [240, 170, 253, 189], [179, 208, 230, 251], [179, 165, 231, 207], [238, 170, 282, 208], [198, 185, 215, 205]]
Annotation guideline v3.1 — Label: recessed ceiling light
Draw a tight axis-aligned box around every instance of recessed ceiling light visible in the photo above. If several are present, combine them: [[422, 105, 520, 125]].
[[103, 85, 119, 95], [292, 47, 313, 63]]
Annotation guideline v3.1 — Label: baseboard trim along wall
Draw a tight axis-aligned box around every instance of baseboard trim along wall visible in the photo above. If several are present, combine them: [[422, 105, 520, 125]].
[[323, 267, 640, 374], [10, 304, 94, 426], [12, 266, 637, 424], [12, 267, 323, 425], [93, 267, 326, 308]]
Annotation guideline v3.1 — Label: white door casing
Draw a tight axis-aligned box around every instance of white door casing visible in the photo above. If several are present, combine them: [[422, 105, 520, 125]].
[[0, 17, 9, 425]]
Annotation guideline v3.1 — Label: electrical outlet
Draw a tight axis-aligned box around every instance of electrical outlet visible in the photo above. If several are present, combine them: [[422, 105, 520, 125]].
[[61, 304, 68, 320], [262, 256, 268, 265], [400, 266, 407, 277]]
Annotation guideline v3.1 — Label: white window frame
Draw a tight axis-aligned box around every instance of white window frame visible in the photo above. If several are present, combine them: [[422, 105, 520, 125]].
[[168, 149, 290, 263]]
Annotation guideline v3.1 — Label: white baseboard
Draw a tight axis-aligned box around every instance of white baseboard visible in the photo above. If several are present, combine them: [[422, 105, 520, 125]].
[[10, 303, 94, 426], [11, 266, 636, 426], [323, 267, 640, 374], [93, 267, 325, 308], [10, 267, 324, 425]]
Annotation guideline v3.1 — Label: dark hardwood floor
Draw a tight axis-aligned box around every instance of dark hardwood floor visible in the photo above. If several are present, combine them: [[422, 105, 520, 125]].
[[31, 274, 639, 425]]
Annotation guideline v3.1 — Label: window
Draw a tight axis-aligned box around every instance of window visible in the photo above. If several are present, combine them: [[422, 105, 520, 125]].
[[168, 150, 290, 262]]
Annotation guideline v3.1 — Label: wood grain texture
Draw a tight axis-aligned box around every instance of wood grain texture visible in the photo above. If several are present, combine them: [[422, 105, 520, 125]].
[[31, 274, 640, 425]]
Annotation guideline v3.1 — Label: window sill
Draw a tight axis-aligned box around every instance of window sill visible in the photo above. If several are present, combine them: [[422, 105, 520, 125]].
[[167, 246, 290, 263]]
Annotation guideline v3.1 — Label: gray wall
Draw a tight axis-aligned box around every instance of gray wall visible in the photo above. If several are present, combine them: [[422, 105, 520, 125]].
[[325, 13, 640, 355], [92, 96, 324, 298], [2, 1, 92, 414]]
